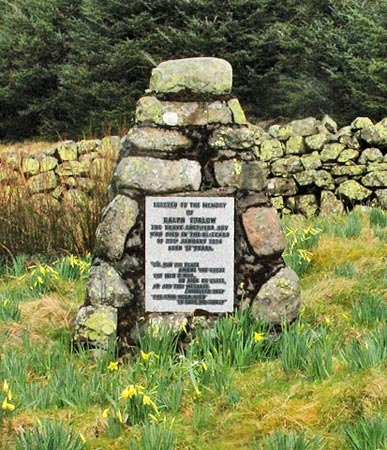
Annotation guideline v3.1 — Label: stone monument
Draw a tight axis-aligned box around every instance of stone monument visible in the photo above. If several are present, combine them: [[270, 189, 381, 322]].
[[74, 57, 301, 348]]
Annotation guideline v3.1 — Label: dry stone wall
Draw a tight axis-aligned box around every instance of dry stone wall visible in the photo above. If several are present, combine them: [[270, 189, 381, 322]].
[[0, 136, 121, 206], [74, 57, 301, 349]]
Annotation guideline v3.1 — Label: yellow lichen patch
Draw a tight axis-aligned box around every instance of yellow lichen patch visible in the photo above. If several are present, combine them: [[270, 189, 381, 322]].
[[0, 141, 55, 154]]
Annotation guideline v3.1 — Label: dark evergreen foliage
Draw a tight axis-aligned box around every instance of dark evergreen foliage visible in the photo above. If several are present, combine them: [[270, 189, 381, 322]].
[[0, 0, 385, 139]]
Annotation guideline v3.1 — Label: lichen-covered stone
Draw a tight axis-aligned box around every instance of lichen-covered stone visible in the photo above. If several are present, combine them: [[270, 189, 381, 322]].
[[22, 158, 40, 175], [313, 170, 334, 189], [337, 180, 372, 202], [27, 171, 58, 194], [358, 148, 384, 165], [114, 157, 201, 193], [361, 171, 387, 187], [56, 161, 88, 177], [149, 57, 232, 96], [209, 126, 255, 149], [320, 143, 345, 162], [95, 195, 139, 260], [126, 126, 192, 152], [271, 156, 302, 176], [3, 153, 22, 167], [266, 177, 297, 196], [277, 124, 294, 140], [295, 194, 318, 217], [360, 123, 387, 148], [214, 159, 266, 191], [99, 136, 121, 159], [258, 139, 284, 161], [320, 191, 344, 216], [322, 115, 338, 133], [227, 99, 247, 124], [58, 141, 78, 161], [305, 133, 328, 151], [367, 162, 387, 172], [375, 189, 387, 208], [40, 156, 58, 172], [74, 305, 117, 347], [268, 124, 280, 139], [271, 196, 284, 209], [339, 135, 360, 149], [337, 126, 352, 137], [242, 206, 286, 257], [301, 152, 322, 170], [337, 149, 359, 163], [351, 116, 373, 130], [208, 101, 233, 124], [285, 136, 305, 154], [251, 267, 301, 325], [332, 165, 366, 177], [87, 261, 133, 307], [289, 117, 318, 136], [78, 139, 101, 154]]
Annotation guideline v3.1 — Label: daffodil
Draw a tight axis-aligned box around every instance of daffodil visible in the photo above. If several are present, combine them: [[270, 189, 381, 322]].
[[121, 385, 136, 399], [2, 380, 9, 393], [1, 397, 15, 411], [325, 317, 331, 325], [140, 350, 159, 361], [107, 361, 119, 371], [102, 408, 109, 419], [142, 395, 158, 412], [254, 332, 265, 342]]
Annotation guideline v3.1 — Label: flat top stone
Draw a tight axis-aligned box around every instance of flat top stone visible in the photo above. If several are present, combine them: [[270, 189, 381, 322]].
[[149, 57, 232, 96]]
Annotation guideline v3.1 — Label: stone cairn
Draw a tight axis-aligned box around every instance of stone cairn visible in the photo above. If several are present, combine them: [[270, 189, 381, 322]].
[[74, 57, 301, 348]]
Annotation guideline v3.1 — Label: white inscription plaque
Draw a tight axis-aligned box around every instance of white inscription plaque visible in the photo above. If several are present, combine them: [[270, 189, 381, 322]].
[[145, 196, 234, 312]]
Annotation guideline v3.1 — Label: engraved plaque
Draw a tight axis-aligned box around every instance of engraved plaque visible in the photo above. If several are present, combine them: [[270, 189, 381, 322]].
[[145, 196, 234, 312]]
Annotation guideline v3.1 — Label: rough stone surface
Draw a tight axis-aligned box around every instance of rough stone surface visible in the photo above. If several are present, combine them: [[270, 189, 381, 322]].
[[271, 156, 302, 176], [22, 158, 40, 175], [95, 195, 139, 260], [126, 126, 192, 152], [320, 143, 345, 162], [351, 117, 373, 130], [322, 115, 338, 133], [227, 99, 247, 124], [320, 191, 344, 215], [337, 149, 359, 163], [259, 139, 284, 161], [295, 194, 318, 217], [214, 159, 266, 191], [149, 57, 232, 96], [27, 171, 58, 194], [74, 305, 117, 347], [242, 207, 286, 257], [361, 171, 387, 187], [337, 180, 372, 202], [56, 161, 88, 177], [360, 123, 387, 148], [278, 124, 294, 140], [58, 141, 78, 161], [251, 267, 301, 325], [375, 189, 387, 208], [40, 156, 58, 172], [305, 133, 328, 151], [358, 148, 384, 165], [301, 152, 322, 170], [114, 157, 201, 193], [87, 261, 133, 307], [331, 165, 366, 177], [266, 177, 298, 196], [289, 117, 318, 136], [209, 126, 255, 149], [286, 136, 305, 154]]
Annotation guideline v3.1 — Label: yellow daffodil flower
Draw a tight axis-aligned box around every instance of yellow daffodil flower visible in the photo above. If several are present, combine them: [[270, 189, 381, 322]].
[[142, 395, 158, 412], [102, 408, 109, 419], [2, 380, 9, 393], [254, 332, 265, 342], [325, 317, 331, 325], [121, 385, 136, 399], [1, 397, 15, 411], [107, 361, 119, 371], [140, 351, 159, 361]]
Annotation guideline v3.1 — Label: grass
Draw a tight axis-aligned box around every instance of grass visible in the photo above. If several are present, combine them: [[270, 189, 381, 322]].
[[0, 210, 386, 449]]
